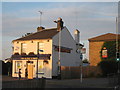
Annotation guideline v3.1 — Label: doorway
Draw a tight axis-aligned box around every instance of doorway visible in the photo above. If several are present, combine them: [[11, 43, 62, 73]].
[[28, 64, 33, 79]]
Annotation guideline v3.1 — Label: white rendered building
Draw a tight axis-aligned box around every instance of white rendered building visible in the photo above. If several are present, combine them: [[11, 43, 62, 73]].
[[11, 26, 83, 79]]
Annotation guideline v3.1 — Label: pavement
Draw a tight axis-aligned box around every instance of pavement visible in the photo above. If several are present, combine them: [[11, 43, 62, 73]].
[[45, 78, 111, 88], [2, 75, 28, 81]]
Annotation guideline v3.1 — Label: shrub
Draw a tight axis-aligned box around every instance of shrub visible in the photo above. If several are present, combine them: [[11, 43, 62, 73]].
[[98, 60, 118, 76]]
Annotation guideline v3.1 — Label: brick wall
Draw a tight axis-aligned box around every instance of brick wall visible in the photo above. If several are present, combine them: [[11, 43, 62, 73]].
[[89, 41, 104, 66]]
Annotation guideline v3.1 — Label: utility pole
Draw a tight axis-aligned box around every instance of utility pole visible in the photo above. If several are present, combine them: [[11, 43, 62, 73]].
[[116, 16, 120, 90]]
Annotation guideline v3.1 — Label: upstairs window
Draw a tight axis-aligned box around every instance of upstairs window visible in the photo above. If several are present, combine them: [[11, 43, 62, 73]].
[[39, 43, 44, 54], [21, 43, 27, 54]]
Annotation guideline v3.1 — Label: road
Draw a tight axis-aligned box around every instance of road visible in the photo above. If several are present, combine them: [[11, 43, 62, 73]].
[[45, 78, 112, 88], [1, 75, 119, 89]]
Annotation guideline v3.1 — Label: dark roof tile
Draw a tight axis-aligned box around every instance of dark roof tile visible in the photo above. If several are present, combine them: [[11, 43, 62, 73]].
[[13, 28, 58, 41]]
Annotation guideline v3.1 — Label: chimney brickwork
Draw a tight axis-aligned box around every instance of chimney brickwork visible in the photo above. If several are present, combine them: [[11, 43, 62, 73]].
[[37, 26, 45, 32]]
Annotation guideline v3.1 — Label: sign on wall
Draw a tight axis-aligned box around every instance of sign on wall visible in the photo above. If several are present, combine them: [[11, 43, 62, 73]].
[[81, 48, 86, 54], [102, 47, 108, 58], [54, 45, 72, 53]]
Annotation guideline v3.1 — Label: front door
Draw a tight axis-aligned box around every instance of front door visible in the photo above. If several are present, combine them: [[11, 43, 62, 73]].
[[28, 64, 33, 79]]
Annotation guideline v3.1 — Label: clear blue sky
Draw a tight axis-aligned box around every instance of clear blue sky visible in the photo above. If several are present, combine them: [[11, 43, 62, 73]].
[[1, 1, 118, 60]]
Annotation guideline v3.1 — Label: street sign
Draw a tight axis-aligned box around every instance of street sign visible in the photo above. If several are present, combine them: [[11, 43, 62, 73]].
[[81, 48, 86, 54], [80, 54, 83, 60]]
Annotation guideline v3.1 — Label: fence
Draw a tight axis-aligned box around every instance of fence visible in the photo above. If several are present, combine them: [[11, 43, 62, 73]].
[[61, 66, 102, 79], [2, 78, 46, 89]]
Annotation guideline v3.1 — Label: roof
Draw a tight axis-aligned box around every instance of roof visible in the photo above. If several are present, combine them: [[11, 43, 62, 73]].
[[13, 28, 59, 42], [88, 33, 120, 42]]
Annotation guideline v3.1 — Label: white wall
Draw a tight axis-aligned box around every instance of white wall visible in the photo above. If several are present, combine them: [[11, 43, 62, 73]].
[[52, 27, 81, 76], [13, 39, 52, 55]]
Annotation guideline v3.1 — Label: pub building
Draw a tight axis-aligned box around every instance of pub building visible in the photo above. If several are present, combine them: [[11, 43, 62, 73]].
[[11, 18, 83, 79]]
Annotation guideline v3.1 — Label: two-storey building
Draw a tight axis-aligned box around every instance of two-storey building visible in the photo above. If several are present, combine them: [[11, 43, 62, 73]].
[[11, 25, 83, 79]]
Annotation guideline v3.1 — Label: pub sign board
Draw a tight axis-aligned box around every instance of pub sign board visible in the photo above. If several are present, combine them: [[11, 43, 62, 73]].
[[102, 47, 108, 58]]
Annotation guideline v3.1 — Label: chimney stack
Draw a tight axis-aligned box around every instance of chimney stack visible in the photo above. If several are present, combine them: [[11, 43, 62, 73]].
[[37, 26, 45, 32], [54, 17, 64, 31], [74, 29, 80, 44]]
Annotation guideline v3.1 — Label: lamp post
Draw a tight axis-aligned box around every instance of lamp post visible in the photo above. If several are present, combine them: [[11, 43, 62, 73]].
[[54, 17, 64, 79], [116, 16, 120, 89], [116, 17, 120, 74], [58, 28, 61, 79]]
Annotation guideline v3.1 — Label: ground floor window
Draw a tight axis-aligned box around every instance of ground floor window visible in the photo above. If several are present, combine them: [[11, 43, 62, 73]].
[[15, 61, 22, 73], [38, 61, 44, 73]]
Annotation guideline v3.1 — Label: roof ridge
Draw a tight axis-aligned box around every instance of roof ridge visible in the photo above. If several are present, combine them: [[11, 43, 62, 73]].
[[88, 33, 120, 42]]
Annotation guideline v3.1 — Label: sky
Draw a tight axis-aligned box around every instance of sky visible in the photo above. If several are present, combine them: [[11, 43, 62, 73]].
[[1, 1, 119, 60]]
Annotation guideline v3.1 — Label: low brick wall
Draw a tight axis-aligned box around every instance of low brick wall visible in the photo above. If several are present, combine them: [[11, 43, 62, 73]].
[[61, 66, 102, 79]]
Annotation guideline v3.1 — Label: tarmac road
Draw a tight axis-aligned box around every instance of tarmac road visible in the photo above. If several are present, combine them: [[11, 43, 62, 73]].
[[45, 78, 117, 89], [1, 75, 119, 89]]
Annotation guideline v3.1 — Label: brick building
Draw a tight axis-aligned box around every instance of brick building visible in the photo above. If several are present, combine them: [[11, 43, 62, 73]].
[[88, 33, 120, 66]]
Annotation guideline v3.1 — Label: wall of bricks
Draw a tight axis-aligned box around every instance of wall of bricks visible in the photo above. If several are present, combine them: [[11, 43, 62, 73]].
[[89, 41, 104, 66]]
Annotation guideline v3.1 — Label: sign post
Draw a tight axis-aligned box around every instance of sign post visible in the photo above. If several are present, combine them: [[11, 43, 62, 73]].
[[80, 53, 83, 83], [76, 48, 83, 83]]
